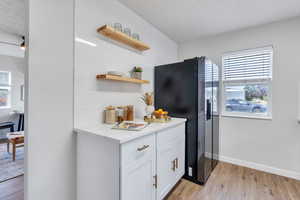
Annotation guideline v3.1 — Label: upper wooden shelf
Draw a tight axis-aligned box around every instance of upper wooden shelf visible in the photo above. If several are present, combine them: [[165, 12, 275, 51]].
[[97, 25, 150, 51], [96, 74, 150, 84]]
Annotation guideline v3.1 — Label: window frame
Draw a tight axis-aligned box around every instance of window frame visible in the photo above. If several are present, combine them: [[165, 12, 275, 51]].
[[0, 71, 12, 109], [221, 47, 273, 119]]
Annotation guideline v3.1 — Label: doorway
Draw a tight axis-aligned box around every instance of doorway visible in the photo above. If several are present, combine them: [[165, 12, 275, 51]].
[[0, 0, 25, 199]]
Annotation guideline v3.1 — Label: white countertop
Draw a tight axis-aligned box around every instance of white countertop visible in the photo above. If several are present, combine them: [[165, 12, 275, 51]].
[[74, 118, 186, 144]]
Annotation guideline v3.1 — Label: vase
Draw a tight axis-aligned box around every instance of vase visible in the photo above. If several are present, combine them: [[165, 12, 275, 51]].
[[131, 72, 142, 80], [145, 105, 155, 118]]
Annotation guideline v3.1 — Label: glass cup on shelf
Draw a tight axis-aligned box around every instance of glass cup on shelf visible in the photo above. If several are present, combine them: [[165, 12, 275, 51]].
[[107, 23, 114, 28], [114, 23, 122, 32], [132, 33, 140, 40], [123, 28, 131, 37]]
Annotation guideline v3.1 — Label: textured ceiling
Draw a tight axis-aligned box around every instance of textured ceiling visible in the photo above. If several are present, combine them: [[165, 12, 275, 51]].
[[119, 0, 300, 42], [0, 0, 25, 36]]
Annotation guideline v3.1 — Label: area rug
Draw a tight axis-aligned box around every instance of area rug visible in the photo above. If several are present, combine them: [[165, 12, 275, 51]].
[[0, 143, 24, 183]]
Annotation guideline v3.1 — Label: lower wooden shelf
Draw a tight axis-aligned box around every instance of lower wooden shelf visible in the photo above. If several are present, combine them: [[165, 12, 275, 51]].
[[96, 74, 149, 84]]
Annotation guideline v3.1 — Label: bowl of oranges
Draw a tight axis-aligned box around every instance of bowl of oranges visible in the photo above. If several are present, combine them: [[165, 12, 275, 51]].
[[144, 108, 171, 123], [153, 109, 168, 119]]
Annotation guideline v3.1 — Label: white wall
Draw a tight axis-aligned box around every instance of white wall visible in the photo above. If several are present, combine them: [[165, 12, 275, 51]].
[[74, 0, 178, 128], [179, 17, 300, 179], [26, 0, 75, 200], [0, 30, 24, 58], [0, 30, 21, 44]]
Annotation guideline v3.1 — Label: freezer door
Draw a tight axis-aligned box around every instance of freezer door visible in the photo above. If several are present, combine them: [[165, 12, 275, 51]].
[[204, 59, 214, 182], [196, 58, 213, 183], [212, 63, 220, 169]]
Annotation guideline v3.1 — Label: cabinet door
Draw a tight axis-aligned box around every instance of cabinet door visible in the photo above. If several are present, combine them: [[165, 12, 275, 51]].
[[156, 142, 176, 200], [122, 159, 156, 200], [121, 135, 156, 200], [156, 124, 186, 200], [174, 134, 185, 182]]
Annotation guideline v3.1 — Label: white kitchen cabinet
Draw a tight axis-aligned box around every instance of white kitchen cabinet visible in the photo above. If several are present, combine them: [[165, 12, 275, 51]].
[[76, 118, 186, 200], [157, 124, 185, 200], [121, 159, 155, 200], [121, 134, 156, 200], [156, 141, 177, 199], [174, 135, 185, 182]]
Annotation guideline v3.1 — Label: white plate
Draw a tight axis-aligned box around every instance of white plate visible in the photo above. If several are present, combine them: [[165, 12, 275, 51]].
[[107, 71, 125, 77], [112, 121, 149, 131]]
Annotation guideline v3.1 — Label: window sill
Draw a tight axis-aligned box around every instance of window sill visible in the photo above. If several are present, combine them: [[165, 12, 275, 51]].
[[221, 114, 272, 120]]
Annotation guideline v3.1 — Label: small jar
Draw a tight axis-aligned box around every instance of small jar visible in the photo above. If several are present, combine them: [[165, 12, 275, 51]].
[[116, 107, 125, 123], [105, 106, 116, 124], [127, 105, 134, 121]]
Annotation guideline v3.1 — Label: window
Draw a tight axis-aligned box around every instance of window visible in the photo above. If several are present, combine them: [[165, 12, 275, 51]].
[[0, 71, 11, 109], [222, 47, 273, 118]]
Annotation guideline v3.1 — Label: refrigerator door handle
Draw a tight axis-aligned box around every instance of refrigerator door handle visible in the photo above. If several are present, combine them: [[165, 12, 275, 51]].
[[206, 99, 212, 120]]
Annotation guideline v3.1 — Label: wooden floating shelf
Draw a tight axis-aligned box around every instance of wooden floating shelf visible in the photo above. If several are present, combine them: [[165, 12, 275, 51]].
[[96, 74, 150, 84], [97, 25, 150, 51]]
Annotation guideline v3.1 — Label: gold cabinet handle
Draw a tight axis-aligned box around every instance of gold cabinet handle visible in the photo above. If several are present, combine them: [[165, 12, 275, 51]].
[[153, 175, 157, 189], [172, 159, 176, 171], [137, 145, 149, 152], [175, 158, 178, 169]]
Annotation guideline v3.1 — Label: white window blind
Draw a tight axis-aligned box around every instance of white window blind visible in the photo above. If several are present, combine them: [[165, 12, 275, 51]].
[[223, 47, 273, 81]]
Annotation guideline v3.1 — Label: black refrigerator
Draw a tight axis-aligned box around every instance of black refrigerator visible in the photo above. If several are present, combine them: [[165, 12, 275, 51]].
[[154, 57, 219, 185]]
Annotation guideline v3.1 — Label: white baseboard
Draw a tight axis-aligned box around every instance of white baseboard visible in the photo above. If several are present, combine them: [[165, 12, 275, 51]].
[[219, 155, 300, 181]]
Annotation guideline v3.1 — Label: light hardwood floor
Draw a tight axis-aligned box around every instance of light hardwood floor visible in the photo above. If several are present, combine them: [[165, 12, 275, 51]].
[[0, 176, 24, 200], [166, 162, 300, 200], [1, 162, 300, 200]]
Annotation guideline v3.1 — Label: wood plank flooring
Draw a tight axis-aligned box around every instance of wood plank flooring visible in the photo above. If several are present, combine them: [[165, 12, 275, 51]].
[[166, 162, 300, 200], [1, 162, 300, 200], [0, 176, 23, 200], [0, 144, 24, 182]]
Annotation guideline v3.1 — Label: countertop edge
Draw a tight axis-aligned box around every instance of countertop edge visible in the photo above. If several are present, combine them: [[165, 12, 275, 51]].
[[74, 118, 186, 144], [74, 128, 121, 144]]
